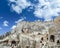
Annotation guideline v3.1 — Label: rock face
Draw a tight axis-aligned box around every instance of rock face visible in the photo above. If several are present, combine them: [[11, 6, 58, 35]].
[[0, 17, 60, 48]]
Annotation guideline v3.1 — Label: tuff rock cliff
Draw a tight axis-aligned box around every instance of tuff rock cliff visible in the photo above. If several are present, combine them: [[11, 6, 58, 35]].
[[0, 16, 60, 48]]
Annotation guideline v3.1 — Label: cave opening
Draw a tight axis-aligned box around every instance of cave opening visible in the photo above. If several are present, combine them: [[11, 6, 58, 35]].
[[57, 40, 60, 45], [11, 40, 16, 46], [50, 35, 55, 42]]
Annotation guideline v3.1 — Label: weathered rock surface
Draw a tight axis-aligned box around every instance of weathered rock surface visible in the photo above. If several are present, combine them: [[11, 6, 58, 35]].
[[0, 17, 60, 48]]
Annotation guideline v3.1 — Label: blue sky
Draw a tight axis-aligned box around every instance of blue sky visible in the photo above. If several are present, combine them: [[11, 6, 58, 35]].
[[0, 0, 60, 35]]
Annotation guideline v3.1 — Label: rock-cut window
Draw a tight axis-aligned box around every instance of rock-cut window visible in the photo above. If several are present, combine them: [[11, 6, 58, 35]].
[[50, 35, 55, 42]]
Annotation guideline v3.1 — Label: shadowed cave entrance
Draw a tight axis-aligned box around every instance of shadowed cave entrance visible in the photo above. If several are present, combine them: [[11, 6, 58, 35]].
[[11, 40, 16, 46], [50, 35, 55, 42], [57, 40, 60, 45]]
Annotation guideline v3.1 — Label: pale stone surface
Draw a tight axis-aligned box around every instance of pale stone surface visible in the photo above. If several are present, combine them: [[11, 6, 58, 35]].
[[0, 17, 60, 48]]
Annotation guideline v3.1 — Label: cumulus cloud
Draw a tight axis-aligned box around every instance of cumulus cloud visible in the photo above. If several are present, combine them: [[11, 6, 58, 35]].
[[8, 0, 31, 13], [3, 21, 9, 26], [15, 17, 26, 23], [34, 0, 60, 21], [8, 0, 60, 21], [11, 25, 16, 29]]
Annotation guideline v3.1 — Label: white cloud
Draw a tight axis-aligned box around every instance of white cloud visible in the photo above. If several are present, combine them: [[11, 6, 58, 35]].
[[9, 0, 16, 2], [15, 17, 26, 23], [3, 21, 9, 26], [11, 25, 16, 29], [11, 5, 22, 13], [8, 0, 31, 13], [8, 0, 60, 21], [34, 0, 60, 21], [27, 5, 34, 12]]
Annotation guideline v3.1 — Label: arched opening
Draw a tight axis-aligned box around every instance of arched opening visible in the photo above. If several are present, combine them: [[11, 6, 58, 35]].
[[50, 35, 55, 42], [41, 37, 43, 41], [42, 44, 44, 46], [40, 41, 42, 43], [47, 38, 48, 40], [11, 40, 16, 46], [57, 40, 60, 45]]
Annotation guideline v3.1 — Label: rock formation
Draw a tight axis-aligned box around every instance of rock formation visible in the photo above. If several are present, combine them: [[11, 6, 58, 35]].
[[0, 17, 60, 48]]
